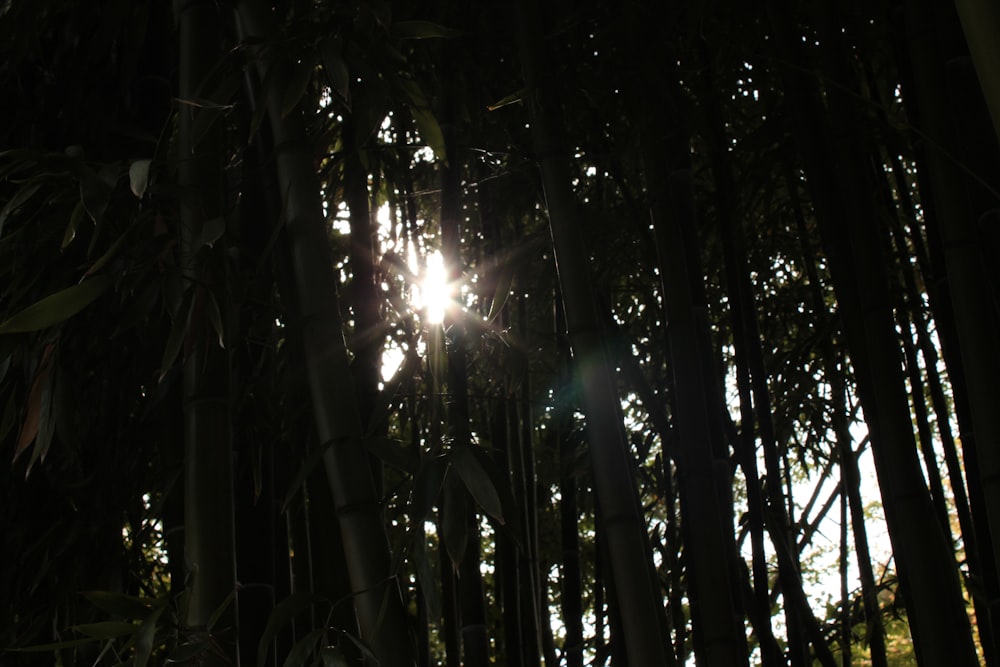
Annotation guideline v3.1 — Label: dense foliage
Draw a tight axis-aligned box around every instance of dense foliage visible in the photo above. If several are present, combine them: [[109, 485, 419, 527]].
[[2, 0, 1000, 666]]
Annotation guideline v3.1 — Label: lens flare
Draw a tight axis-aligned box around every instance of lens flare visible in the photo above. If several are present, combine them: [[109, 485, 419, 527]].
[[421, 250, 451, 324]]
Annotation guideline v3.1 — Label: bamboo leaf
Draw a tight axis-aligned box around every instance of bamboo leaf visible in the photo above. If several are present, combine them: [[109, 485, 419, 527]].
[[450, 446, 505, 524], [391, 20, 463, 39], [130, 603, 166, 667], [82, 590, 155, 620], [61, 201, 87, 248], [281, 59, 314, 118], [200, 216, 225, 248], [79, 168, 113, 226], [397, 79, 447, 163], [281, 436, 346, 513], [257, 593, 325, 667], [411, 107, 447, 164], [487, 87, 528, 111], [8, 638, 101, 652], [206, 588, 236, 630], [129, 159, 152, 199], [343, 633, 379, 665], [13, 344, 54, 464], [204, 289, 225, 349], [72, 621, 137, 639], [159, 290, 193, 381], [282, 628, 324, 667], [320, 38, 351, 107], [166, 641, 208, 663], [366, 436, 418, 473], [321, 646, 350, 667], [0, 180, 43, 239], [441, 472, 468, 569], [85, 223, 135, 277], [410, 455, 447, 526], [486, 263, 516, 323], [0, 275, 113, 334], [29, 360, 56, 473]]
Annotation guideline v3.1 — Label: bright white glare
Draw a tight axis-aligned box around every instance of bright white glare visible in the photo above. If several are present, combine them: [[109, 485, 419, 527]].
[[381, 343, 405, 382], [422, 250, 451, 324]]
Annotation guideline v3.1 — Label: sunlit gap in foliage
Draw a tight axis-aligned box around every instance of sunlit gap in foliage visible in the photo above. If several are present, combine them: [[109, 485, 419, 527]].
[[418, 250, 451, 325]]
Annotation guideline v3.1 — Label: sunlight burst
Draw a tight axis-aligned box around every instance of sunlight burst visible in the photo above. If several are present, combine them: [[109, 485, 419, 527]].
[[421, 250, 452, 325]]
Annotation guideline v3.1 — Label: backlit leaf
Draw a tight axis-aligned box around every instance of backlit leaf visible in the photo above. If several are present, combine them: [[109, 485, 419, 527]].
[[79, 169, 113, 226], [283, 629, 324, 667], [320, 39, 351, 107], [13, 344, 54, 465], [0, 180, 43, 239], [258, 593, 324, 667], [366, 436, 418, 473], [82, 590, 154, 620], [281, 59, 314, 118], [441, 472, 468, 569], [321, 646, 350, 667], [0, 275, 113, 334], [72, 621, 137, 639], [410, 455, 446, 526], [62, 201, 87, 248], [487, 87, 528, 111], [450, 446, 504, 524], [129, 159, 152, 199], [398, 79, 447, 163]]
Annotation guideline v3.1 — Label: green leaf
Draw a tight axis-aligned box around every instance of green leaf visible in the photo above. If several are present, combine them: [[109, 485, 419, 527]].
[[366, 436, 418, 473], [79, 168, 113, 226], [206, 587, 236, 630], [321, 645, 350, 667], [27, 361, 56, 474], [410, 455, 447, 526], [281, 436, 346, 513], [320, 38, 351, 107], [391, 20, 463, 39], [204, 289, 225, 349], [248, 70, 272, 143], [365, 348, 420, 437], [13, 344, 53, 466], [200, 216, 225, 248], [257, 593, 325, 667], [0, 275, 113, 334], [487, 87, 529, 111], [8, 637, 101, 652], [159, 289, 193, 381], [412, 535, 441, 621], [0, 180, 43, 239], [82, 590, 155, 620], [129, 159, 152, 199], [72, 621, 137, 639], [281, 59, 314, 118], [127, 604, 165, 667], [440, 472, 468, 569], [283, 628, 324, 667], [85, 222, 135, 277], [486, 263, 516, 323], [62, 201, 87, 248], [450, 446, 505, 524], [398, 79, 447, 163], [166, 641, 208, 663]]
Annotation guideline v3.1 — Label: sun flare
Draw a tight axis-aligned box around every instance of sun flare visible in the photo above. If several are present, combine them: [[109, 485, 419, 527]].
[[420, 250, 451, 325]]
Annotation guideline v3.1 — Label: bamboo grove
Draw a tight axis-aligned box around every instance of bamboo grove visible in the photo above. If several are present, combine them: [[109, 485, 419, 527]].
[[2, 0, 999, 665]]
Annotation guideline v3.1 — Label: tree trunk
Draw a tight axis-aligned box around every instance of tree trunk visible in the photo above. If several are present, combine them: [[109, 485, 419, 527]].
[[514, 2, 673, 665], [176, 2, 236, 661], [233, 5, 414, 665], [767, 2, 979, 662]]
